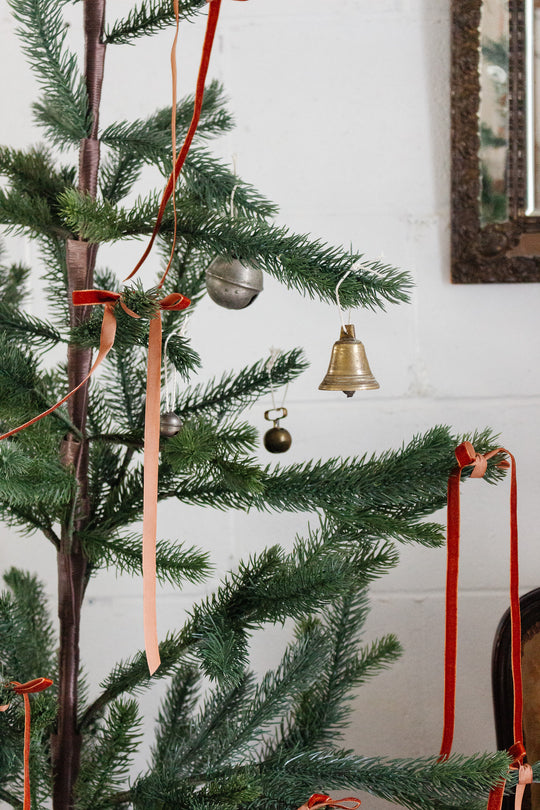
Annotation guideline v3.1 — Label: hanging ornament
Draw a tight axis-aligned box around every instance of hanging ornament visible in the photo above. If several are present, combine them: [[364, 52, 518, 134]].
[[205, 257, 263, 309], [159, 326, 186, 438], [205, 173, 263, 309], [319, 265, 379, 397], [264, 407, 292, 453], [263, 348, 291, 453], [160, 412, 182, 437]]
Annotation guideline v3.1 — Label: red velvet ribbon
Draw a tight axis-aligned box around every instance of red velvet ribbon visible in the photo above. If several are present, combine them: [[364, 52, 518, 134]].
[[296, 794, 361, 810], [125, 0, 230, 287], [440, 441, 526, 810], [2, 678, 54, 810]]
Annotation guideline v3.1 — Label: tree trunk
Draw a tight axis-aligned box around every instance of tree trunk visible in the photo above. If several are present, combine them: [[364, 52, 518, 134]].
[[51, 3, 106, 809]]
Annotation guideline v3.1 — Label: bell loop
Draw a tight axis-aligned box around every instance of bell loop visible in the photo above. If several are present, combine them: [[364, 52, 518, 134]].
[[264, 406, 288, 422]]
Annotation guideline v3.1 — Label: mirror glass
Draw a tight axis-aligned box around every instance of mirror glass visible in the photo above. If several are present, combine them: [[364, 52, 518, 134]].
[[479, 0, 509, 225]]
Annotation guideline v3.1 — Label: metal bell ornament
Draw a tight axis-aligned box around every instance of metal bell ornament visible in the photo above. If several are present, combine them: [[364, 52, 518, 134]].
[[205, 256, 263, 310], [160, 411, 182, 437], [319, 324, 379, 397], [263, 407, 292, 453]]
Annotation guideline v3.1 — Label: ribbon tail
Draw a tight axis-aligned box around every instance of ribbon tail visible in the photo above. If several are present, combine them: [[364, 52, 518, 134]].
[[22, 693, 31, 810], [124, 0, 223, 285], [0, 302, 117, 442], [487, 783, 505, 810], [143, 314, 162, 674]]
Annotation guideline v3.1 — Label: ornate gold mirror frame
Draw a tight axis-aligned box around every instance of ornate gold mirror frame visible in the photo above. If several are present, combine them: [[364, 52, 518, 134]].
[[452, 0, 540, 282]]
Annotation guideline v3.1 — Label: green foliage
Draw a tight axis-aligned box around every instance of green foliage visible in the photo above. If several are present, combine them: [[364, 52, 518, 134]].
[[105, 0, 207, 45], [178, 350, 308, 420], [260, 750, 514, 810], [0, 256, 31, 306], [82, 530, 212, 586], [59, 190, 411, 309], [8, 0, 89, 148], [0, 568, 56, 681], [77, 699, 143, 810]]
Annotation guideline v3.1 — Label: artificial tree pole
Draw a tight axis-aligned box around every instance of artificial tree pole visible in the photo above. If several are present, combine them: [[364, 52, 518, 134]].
[[53, 2, 106, 807]]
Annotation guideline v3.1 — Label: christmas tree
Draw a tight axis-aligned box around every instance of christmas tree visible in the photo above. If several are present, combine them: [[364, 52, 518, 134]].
[[0, 2, 528, 810]]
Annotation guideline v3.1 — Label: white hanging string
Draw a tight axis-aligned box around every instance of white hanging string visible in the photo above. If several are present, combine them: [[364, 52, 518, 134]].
[[266, 347, 289, 412], [335, 269, 352, 331], [163, 315, 190, 412], [230, 183, 240, 219], [230, 153, 239, 219], [336, 257, 385, 328]]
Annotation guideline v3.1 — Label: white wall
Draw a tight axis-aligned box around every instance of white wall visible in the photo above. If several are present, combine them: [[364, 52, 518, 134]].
[[1, 1, 540, 808]]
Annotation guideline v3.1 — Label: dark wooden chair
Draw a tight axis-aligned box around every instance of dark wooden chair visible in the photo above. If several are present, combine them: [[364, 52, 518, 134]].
[[492, 587, 540, 810]]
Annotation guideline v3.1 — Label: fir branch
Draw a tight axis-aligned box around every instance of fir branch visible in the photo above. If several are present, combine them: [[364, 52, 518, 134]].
[[0, 569, 56, 681], [59, 191, 412, 309], [99, 151, 144, 206], [101, 81, 233, 149], [0, 442, 75, 510], [0, 333, 81, 438], [8, 0, 90, 148], [165, 335, 202, 381], [77, 700, 143, 810], [162, 418, 258, 471], [79, 630, 193, 729], [0, 788, 22, 809], [0, 302, 65, 348], [262, 750, 513, 810], [0, 188, 68, 239], [104, 0, 207, 45], [0, 145, 76, 212], [151, 665, 201, 769], [82, 530, 212, 586], [178, 350, 308, 421], [184, 633, 331, 771], [0, 260, 31, 306], [278, 591, 401, 753]]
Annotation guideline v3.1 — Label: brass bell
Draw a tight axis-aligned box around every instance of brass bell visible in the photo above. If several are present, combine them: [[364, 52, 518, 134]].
[[319, 324, 379, 397]]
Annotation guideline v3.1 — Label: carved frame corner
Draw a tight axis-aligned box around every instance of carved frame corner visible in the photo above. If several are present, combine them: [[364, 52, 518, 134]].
[[451, 0, 540, 283]]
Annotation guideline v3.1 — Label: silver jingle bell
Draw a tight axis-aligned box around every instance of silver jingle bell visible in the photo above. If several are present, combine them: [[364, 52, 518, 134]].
[[205, 256, 263, 310], [160, 411, 182, 438]]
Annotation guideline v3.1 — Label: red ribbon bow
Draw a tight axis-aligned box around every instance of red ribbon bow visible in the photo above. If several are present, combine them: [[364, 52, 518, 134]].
[[297, 794, 361, 810], [2, 678, 54, 810], [442, 442, 527, 810]]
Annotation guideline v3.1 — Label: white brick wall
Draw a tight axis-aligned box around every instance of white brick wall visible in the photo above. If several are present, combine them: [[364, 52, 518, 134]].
[[1, 2, 540, 807]]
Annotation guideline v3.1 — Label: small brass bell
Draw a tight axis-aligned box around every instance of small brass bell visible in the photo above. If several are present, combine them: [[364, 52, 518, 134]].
[[319, 324, 379, 397], [263, 407, 292, 453]]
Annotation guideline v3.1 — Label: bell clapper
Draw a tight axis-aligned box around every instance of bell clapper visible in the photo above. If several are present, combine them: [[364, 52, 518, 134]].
[[263, 348, 292, 453]]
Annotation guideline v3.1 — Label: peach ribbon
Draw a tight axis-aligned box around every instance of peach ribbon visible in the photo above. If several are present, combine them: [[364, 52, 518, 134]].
[[0, 291, 190, 674], [514, 764, 534, 810], [2, 678, 54, 810], [72, 290, 190, 674], [296, 794, 361, 810], [440, 442, 529, 810]]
